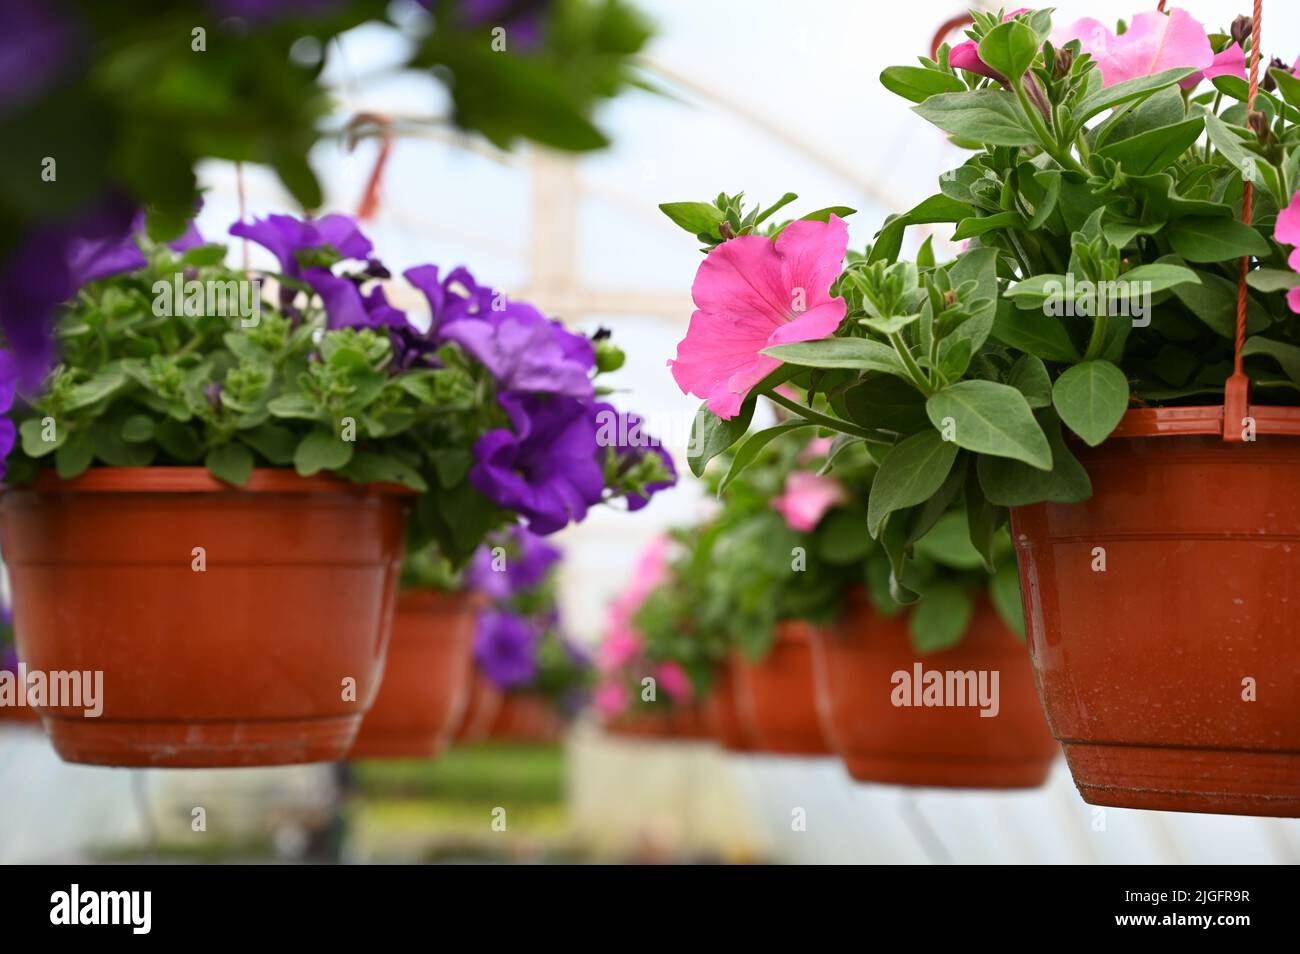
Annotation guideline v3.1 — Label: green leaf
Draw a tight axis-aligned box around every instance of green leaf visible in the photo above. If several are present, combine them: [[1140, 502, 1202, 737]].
[[1242, 336, 1300, 386], [153, 418, 205, 461], [976, 20, 1040, 83], [816, 509, 875, 564], [339, 452, 429, 492], [795, 205, 856, 225], [1073, 68, 1197, 128], [294, 429, 354, 476], [965, 467, 1006, 573], [20, 417, 64, 457], [1204, 113, 1278, 200], [120, 414, 154, 444], [992, 300, 1081, 362], [977, 409, 1091, 506], [866, 430, 959, 537], [913, 89, 1038, 147], [908, 581, 974, 654], [1007, 354, 1052, 408], [1096, 117, 1204, 175], [926, 380, 1052, 469], [205, 442, 254, 487], [1246, 269, 1300, 293], [687, 398, 755, 478], [952, 211, 1024, 240], [55, 429, 95, 480], [763, 337, 909, 376], [842, 373, 931, 434], [1165, 217, 1271, 263], [267, 394, 321, 420], [719, 421, 816, 493], [658, 201, 725, 236], [1271, 67, 1300, 112], [238, 423, 298, 466], [990, 565, 1026, 638], [913, 510, 986, 570], [1052, 360, 1130, 447], [879, 65, 966, 103]]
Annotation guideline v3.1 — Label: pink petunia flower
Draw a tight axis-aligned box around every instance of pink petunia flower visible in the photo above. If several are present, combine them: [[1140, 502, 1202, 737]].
[[949, 8, 1032, 82], [1055, 9, 1213, 88], [1178, 42, 1246, 90], [771, 471, 847, 532], [797, 436, 835, 463], [594, 681, 629, 720], [655, 661, 693, 703], [1274, 190, 1300, 314], [669, 216, 850, 420], [599, 624, 643, 672]]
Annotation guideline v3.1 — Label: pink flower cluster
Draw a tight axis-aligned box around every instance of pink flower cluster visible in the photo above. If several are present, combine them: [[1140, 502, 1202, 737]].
[[593, 537, 694, 719], [1275, 192, 1300, 315]]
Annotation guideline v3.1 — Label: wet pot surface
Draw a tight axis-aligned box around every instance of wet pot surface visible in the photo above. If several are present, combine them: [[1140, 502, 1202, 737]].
[[0, 468, 408, 768], [811, 594, 1057, 789], [1012, 419, 1300, 816], [733, 621, 831, 756], [349, 590, 480, 759]]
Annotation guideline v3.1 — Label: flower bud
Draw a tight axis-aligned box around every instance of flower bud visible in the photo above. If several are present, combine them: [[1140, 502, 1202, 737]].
[[1263, 57, 1288, 93], [718, 221, 736, 240], [1230, 16, 1252, 47], [1248, 109, 1270, 141], [1052, 46, 1074, 80]]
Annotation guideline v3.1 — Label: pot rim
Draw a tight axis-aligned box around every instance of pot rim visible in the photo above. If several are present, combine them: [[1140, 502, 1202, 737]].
[[1110, 404, 1300, 439], [14, 466, 417, 496]]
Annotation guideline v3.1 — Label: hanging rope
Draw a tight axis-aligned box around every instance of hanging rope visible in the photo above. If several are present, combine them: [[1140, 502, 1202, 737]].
[[348, 113, 394, 222], [1222, 0, 1263, 442], [930, 13, 974, 61]]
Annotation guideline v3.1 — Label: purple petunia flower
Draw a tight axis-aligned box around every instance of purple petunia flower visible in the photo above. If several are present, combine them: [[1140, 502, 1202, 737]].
[[403, 264, 497, 338], [302, 267, 409, 332], [590, 402, 677, 510], [229, 213, 372, 280], [440, 304, 595, 399], [0, 195, 137, 389], [0, 0, 75, 118], [207, 0, 341, 22], [473, 609, 539, 688], [465, 525, 562, 601], [470, 393, 605, 535], [459, 0, 551, 50], [0, 198, 205, 391]]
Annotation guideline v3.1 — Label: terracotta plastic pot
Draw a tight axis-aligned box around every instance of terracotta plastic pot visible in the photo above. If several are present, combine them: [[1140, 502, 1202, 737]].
[[607, 704, 714, 741], [488, 691, 564, 744], [1010, 405, 1300, 816], [733, 621, 831, 755], [349, 590, 480, 759], [452, 669, 504, 744], [811, 592, 1057, 788], [705, 659, 754, 752], [0, 468, 409, 767]]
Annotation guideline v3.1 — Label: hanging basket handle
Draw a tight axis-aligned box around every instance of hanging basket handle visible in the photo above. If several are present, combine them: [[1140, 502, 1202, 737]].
[[1222, 0, 1264, 442], [930, 13, 974, 61]]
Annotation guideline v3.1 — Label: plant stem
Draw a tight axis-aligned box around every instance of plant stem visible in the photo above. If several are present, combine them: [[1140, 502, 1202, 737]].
[[760, 388, 891, 445], [887, 331, 933, 394], [1084, 313, 1110, 361]]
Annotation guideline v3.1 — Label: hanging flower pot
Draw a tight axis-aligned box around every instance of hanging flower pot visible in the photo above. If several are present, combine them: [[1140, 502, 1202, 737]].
[[0, 468, 408, 767], [488, 691, 565, 744], [452, 669, 503, 745], [732, 621, 831, 756], [349, 589, 481, 760], [705, 658, 754, 752], [1010, 406, 1300, 815], [812, 592, 1057, 788]]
